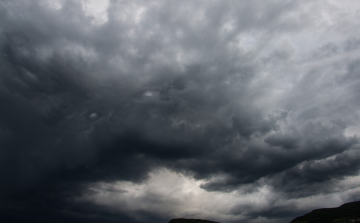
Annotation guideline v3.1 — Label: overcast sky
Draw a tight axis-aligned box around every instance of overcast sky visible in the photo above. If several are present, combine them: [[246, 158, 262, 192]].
[[1, 0, 360, 223]]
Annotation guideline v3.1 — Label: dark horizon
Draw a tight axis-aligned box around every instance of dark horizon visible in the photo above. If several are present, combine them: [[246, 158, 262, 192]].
[[1, 1, 360, 223]]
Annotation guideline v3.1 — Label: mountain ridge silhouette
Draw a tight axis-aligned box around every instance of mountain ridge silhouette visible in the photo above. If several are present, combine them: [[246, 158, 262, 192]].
[[168, 201, 360, 223]]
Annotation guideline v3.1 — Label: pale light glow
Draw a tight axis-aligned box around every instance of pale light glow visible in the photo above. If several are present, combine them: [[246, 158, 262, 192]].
[[144, 91, 153, 97], [77, 168, 360, 223], [81, 0, 109, 25], [46, 0, 63, 10], [345, 125, 360, 137]]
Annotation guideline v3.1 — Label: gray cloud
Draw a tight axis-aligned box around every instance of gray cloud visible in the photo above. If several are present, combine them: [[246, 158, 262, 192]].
[[1, 0, 360, 222]]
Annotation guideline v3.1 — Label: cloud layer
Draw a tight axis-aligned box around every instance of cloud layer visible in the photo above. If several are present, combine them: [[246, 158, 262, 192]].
[[1, 0, 360, 222]]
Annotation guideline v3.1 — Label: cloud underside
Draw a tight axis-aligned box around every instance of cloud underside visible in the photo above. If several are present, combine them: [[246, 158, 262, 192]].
[[1, 0, 360, 222]]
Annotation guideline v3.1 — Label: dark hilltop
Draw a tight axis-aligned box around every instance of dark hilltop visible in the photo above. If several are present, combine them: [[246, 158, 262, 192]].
[[169, 219, 220, 223], [290, 201, 360, 223], [169, 201, 360, 223]]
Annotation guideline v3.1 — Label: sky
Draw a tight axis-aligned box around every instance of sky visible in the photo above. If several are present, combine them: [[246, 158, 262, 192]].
[[1, 0, 360, 223]]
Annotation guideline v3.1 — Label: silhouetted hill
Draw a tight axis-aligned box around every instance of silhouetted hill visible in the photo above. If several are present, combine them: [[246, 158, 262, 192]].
[[290, 201, 360, 223], [169, 201, 360, 223], [168, 219, 220, 223]]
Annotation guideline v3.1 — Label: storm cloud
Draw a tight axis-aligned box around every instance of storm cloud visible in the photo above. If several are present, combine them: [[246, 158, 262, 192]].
[[1, 0, 360, 223]]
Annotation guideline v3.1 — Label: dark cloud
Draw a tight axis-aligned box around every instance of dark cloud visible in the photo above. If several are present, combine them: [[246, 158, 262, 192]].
[[1, 0, 360, 223], [269, 145, 360, 197], [264, 134, 299, 150]]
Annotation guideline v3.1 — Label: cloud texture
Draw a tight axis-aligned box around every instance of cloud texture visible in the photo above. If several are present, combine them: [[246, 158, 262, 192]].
[[1, 0, 360, 222]]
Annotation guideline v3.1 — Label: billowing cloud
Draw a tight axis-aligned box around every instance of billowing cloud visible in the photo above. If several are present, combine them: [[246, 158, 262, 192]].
[[1, 0, 360, 223]]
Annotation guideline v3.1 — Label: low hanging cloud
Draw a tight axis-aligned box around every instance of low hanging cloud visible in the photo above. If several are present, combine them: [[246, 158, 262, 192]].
[[1, 0, 360, 223]]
